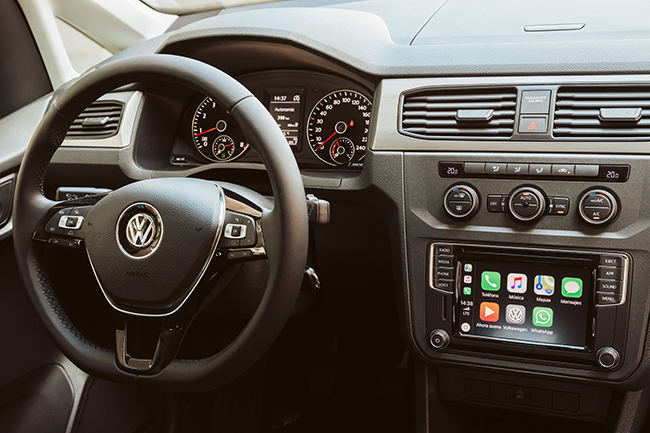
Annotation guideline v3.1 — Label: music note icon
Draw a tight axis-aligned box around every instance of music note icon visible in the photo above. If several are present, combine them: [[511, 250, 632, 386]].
[[507, 273, 528, 293]]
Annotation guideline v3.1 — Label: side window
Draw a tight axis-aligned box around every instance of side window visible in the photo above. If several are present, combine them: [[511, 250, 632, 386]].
[[0, 1, 52, 119]]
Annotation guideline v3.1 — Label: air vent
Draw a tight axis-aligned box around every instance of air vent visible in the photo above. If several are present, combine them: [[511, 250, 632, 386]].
[[400, 88, 517, 139], [66, 101, 124, 139], [554, 86, 650, 139]]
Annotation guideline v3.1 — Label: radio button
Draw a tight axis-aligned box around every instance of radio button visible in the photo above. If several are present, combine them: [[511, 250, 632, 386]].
[[597, 267, 623, 280], [597, 292, 622, 305], [434, 255, 454, 267], [600, 255, 623, 267], [434, 244, 453, 255]]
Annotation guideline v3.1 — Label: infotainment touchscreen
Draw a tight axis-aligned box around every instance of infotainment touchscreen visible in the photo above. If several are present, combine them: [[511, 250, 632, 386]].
[[454, 250, 595, 350]]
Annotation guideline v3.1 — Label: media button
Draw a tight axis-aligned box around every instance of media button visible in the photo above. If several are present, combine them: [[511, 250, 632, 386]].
[[435, 255, 453, 267]]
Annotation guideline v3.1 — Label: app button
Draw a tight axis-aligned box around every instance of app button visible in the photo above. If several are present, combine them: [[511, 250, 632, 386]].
[[464, 275, 472, 284], [534, 275, 555, 296], [532, 307, 553, 327], [464, 263, 473, 272], [481, 271, 501, 291], [480, 302, 500, 322], [461, 322, 471, 332], [507, 273, 527, 293], [463, 286, 472, 296], [505, 305, 526, 324], [562, 277, 583, 298]]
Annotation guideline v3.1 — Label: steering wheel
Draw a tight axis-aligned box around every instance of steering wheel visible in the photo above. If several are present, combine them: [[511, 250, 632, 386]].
[[12, 55, 309, 391]]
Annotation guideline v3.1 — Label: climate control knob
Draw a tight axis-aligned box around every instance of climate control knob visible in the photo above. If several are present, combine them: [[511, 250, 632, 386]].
[[579, 189, 618, 225], [443, 185, 479, 219], [508, 186, 546, 222]]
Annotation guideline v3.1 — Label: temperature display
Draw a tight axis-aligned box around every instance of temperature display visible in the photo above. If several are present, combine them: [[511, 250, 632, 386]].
[[267, 88, 304, 150]]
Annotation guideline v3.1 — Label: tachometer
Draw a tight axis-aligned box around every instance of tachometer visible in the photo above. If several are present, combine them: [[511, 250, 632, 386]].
[[307, 90, 371, 167], [191, 97, 249, 162]]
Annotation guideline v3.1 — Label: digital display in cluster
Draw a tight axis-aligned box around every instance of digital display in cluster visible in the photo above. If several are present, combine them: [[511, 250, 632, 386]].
[[267, 88, 304, 149]]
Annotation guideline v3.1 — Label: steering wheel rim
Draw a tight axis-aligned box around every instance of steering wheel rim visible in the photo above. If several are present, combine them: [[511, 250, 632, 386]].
[[12, 54, 309, 391]]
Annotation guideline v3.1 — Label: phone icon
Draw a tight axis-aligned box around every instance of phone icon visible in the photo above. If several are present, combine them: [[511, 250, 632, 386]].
[[532, 307, 553, 327], [507, 273, 527, 293], [534, 275, 555, 296], [481, 271, 501, 291], [562, 278, 583, 298]]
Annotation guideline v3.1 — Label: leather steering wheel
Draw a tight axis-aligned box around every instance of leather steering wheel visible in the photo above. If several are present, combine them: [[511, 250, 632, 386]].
[[12, 54, 309, 391]]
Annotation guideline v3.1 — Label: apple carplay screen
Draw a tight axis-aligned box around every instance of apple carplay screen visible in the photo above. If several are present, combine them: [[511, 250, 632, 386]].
[[455, 258, 594, 350]]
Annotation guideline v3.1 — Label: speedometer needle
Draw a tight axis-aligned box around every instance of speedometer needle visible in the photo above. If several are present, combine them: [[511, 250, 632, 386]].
[[316, 120, 354, 150], [194, 127, 217, 137]]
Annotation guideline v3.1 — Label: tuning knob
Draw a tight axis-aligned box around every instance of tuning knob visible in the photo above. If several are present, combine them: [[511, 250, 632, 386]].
[[596, 347, 620, 369], [443, 185, 479, 219], [508, 186, 546, 222]]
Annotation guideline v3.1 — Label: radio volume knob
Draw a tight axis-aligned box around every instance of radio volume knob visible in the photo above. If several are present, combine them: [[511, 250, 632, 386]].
[[443, 185, 479, 219], [429, 329, 450, 349], [596, 347, 620, 369], [508, 186, 546, 222]]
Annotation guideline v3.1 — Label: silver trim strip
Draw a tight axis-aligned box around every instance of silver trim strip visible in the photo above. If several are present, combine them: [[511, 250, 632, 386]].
[[86, 183, 226, 318]]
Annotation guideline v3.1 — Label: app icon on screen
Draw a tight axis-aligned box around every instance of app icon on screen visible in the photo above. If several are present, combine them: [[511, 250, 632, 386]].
[[534, 275, 555, 296], [561, 278, 583, 298], [507, 273, 527, 293], [480, 302, 500, 322], [464, 263, 473, 272], [464, 275, 472, 284], [481, 271, 501, 291], [532, 307, 553, 327], [463, 286, 472, 296], [506, 304, 526, 325]]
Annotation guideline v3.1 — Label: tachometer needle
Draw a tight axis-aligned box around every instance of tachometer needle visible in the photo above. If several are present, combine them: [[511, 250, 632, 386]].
[[194, 127, 217, 137]]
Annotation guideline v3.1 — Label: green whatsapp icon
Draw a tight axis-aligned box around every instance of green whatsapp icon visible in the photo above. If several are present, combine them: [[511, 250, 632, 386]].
[[532, 307, 553, 327]]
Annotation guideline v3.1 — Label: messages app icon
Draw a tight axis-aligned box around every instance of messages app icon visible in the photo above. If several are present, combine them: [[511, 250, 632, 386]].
[[481, 271, 500, 291], [534, 275, 555, 296], [562, 278, 583, 298]]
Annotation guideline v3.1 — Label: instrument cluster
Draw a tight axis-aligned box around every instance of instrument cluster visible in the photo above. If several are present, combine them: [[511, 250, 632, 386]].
[[171, 71, 373, 171]]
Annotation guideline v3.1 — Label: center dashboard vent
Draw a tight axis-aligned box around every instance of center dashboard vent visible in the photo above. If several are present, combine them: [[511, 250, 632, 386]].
[[400, 87, 517, 139], [554, 86, 650, 139], [65, 101, 124, 139]]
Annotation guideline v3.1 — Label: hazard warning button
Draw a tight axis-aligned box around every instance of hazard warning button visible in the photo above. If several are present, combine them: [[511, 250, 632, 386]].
[[518, 116, 548, 133]]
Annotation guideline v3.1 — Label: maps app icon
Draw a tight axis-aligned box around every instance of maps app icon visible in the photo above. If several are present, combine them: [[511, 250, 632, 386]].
[[534, 275, 555, 296]]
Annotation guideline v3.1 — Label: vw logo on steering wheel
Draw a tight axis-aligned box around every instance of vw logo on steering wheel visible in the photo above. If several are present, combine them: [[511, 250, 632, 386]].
[[116, 202, 163, 258], [125, 213, 156, 248]]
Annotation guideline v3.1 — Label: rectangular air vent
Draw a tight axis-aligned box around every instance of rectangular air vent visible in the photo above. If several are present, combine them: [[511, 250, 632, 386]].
[[554, 86, 650, 139], [400, 88, 517, 139], [65, 101, 124, 139]]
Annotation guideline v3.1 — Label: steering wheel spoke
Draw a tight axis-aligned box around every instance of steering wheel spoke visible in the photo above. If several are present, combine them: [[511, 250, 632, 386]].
[[33, 194, 108, 247]]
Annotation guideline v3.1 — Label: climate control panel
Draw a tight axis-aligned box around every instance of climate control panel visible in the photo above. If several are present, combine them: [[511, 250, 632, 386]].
[[442, 183, 619, 226]]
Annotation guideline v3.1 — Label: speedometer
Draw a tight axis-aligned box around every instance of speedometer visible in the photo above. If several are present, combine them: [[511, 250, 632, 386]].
[[307, 90, 371, 167], [191, 96, 249, 163]]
